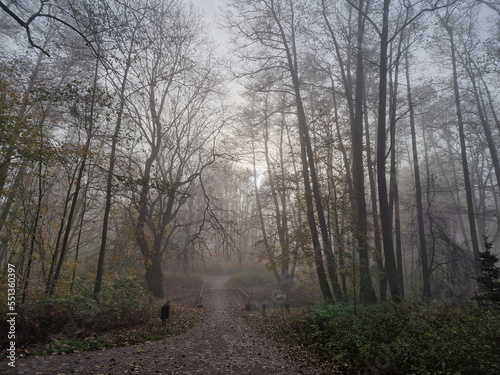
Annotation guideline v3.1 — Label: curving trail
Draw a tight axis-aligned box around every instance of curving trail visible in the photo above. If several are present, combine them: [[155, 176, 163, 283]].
[[0, 275, 327, 374]]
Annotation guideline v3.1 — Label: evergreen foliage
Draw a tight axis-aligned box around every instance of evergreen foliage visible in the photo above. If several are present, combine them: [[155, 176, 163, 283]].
[[259, 302, 500, 374], [476, 237, 500, 304]]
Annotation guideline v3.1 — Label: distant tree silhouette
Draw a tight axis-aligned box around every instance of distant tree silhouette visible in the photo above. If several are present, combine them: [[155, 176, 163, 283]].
[[476, 237, 500, 305]]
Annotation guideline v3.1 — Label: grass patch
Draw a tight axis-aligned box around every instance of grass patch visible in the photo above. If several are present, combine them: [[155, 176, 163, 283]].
[[227, 268, 277, 289], [46, 337, 113, 354], [247, 302, 500, 374]]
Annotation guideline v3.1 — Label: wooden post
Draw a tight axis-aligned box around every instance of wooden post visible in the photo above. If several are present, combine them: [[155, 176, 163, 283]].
[[197, 285, 203, 308]]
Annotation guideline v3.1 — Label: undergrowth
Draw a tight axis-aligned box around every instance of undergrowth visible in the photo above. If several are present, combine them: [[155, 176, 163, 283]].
[[0, 273, 202, 356], [251, 302, 500, 375], [227, 269, 277, 289]]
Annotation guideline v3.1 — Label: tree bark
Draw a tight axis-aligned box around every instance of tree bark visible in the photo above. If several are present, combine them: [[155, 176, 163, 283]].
[[264, 99, 288, 282], [269, 0, 334, 301], [49, 54, 100, 296], [443, 21, 481, 277], [352, 0, 378, 304], [364, 93, 386, 301], [94, 14, 140, 301], [252, 137, 282, 283], [388, 38, 404, 298], [461, 54, 500, 195], [375, 0, 401, 301], [405, 49, 431, 298]]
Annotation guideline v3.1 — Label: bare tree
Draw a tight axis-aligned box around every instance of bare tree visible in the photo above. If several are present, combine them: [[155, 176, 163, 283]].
[[0, 0, 98, 56], [121, 0, 224, 297], [405, 46, 432, 298], [439, 8, 481, 277], [93, 0, 148, 301]]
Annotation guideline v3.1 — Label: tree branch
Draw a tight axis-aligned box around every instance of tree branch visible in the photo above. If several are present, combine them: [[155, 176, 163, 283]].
[[0, 0, 99, 57]]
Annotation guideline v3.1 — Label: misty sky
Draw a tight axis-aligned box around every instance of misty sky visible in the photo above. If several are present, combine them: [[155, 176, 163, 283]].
[[192, 0, 228, 44]]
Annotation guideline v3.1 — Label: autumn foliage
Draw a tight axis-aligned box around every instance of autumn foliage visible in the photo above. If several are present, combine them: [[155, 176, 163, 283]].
[[0, 274, 202, 355]]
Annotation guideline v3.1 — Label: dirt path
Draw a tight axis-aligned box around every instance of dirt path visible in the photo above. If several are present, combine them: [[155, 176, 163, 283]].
[[1, 275, 327, 374]]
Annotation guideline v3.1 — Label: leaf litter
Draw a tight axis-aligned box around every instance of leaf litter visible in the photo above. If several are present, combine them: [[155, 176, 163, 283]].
[[0, 275, 331, 374]]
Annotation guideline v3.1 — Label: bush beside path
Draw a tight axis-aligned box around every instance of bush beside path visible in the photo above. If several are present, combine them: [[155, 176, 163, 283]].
[[0, 275, 328, 374]]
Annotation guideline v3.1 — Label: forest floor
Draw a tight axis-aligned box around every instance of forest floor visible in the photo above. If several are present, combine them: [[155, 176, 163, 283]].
[[0, 275, 332, 374]]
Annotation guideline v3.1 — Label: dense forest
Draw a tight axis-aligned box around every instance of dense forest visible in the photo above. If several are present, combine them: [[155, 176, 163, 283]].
[[1, 0, 500, 373], [1, 0, 499, 322]]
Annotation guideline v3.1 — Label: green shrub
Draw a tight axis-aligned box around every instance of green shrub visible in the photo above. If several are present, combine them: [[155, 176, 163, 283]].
[[0, 273, 156, 347], [96, 274, 156, 330], [271, 302, 500, 374], [227, 269, 276, 289]]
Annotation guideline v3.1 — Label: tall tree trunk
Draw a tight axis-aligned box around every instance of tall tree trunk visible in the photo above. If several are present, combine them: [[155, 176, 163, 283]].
[[278, 103, 290, 282], [49, 55, 100, 296], [388, 38, 404, 298], [376, 0, 401, 301], [364, 93, 386, 301], [270, 1, 333, 302], [405, 49, 431, 298], [251, 137, 281, 283], [323, 3, 357, 302], [94, 27, 137, 301], [49, 138, 90, 295], [264, 99, 288, 282], [144, 250, 164, 299], [135, 168, 164, 298], [0, 162, 27, 260], [332, 180, 349, 299], [421, 119, 439, 279], [21, 159, 43, 304], [438, 137, 470, 244], [134, 126, 170, 299], [353, 0, 378, 304], [443, 21, 481, 277], [462, 56, 500, 193], [285, 118, 303, 284], [45, 165, 78, 293]]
